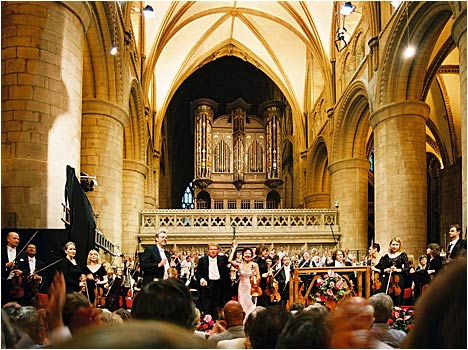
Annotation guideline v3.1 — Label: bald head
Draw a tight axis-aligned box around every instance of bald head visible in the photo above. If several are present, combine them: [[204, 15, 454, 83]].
[[223, 300, 244, 326], [6, 232, 20, 248]]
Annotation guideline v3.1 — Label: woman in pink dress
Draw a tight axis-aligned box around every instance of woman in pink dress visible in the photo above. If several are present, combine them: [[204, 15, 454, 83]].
[[228, 240, 260, 317]]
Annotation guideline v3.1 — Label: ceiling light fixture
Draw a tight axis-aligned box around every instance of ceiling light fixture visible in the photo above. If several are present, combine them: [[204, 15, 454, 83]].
[[110, 2, 118, 56], [403, 3, 415, 58], [335, 28, 348, 52], [143, 4, 155, 18], [340, 2, 355, 16]]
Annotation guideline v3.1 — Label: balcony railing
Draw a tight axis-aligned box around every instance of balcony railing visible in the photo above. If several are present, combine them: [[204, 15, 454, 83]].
[[139, 209, 340, 246]]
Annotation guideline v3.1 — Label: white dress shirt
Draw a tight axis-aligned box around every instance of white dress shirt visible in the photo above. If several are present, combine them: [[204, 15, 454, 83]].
[[208, 256, 220, 280], [29, 257, 36, 275], [7, 246, 16, 262]]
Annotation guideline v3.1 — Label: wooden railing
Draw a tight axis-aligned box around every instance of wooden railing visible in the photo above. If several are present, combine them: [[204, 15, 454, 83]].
[[288, 266, 371, 308]]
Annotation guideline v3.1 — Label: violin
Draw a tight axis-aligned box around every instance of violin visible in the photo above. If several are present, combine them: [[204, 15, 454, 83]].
[[264, 268, 281, 302], [8, 262, 25, 299], [372, 271, 381, 292], [386, 272, 401, 296], [250, 265, 262, 297], [95, 283, 106, 307]]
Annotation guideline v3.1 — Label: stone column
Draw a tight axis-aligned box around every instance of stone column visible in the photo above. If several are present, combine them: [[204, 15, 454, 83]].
[[1, 2, 91, 228], [81, 99, 128, 250], [122, 159, 147, 255], [452, 9, 467, 233], [369, 101, 429, 258], [329, 158, 369, 253]]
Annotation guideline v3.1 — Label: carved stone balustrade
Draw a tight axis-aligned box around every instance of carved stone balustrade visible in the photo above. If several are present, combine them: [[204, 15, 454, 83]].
[[139, 209, 340, 248]]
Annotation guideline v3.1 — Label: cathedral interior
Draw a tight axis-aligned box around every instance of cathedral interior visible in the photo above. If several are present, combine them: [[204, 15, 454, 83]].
[[1, 1, 466, 263]]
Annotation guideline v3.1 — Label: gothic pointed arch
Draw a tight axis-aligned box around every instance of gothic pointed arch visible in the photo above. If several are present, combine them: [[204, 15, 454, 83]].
[[124, 79, 147, 163], [332, 80, 371, 162], [83, 2, 124, 103], [305, 136, 330, 208], [376, 2, 454, 106]]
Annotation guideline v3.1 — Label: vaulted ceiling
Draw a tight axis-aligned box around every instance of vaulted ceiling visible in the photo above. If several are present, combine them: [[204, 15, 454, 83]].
[[136, 1, 362, 116]]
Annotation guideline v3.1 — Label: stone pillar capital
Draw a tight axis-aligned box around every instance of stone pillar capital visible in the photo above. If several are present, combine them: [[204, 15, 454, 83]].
[[123, 159, 149, 178], [82, 99, 129, 127], [328, 158, 370, 175], [369, 101, 430, 130]]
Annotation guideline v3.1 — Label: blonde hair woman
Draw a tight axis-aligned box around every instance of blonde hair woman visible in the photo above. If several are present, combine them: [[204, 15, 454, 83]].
[[374, 237, 409, 306], [83, 249, 108, 306]]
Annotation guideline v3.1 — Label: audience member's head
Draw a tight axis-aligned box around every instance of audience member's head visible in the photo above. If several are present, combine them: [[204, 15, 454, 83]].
[[223, 300, 244, 326], [246, 305, 290, 349], [113, 308, 132, 322], [62, 292, 94, 335], [289, 302, 305, 315], [132, 278, 196, 330], [56, 320, 210, 348], [328, 296, 376, 348], [402, 258, 467, 349], [276, 307, 330, 348], [368, 293, 393, 323]]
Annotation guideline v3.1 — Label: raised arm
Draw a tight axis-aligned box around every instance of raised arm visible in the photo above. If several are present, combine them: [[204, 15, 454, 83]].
[[228, 240, 240, 268]]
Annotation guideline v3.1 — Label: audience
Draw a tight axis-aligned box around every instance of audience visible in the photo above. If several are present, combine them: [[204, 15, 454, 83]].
[[368, 293, 407, 348], [131, 278, 197, 330], [276, 306, 331, 348], [55, 320, 210, 348], [245, 305, 290, 348], [207, 300, 245, 346]]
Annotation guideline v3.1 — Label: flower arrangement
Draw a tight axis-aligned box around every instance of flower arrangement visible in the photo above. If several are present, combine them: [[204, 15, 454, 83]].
[[196, 313, 215, 335], [388, 306, 414, 333], [314, 270, 349, 309]]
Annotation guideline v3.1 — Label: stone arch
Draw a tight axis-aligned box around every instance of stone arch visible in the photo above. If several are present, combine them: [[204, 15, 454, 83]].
[[377, 2, 453, 106], [124, 79, 146, 162], [332, 80, 371, 163], [83, 2, 124, 103], [304, 136, 330, 208]]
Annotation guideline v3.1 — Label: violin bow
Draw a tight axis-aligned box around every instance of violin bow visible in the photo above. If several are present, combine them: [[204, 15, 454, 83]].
[[385, 270, 392, 294]]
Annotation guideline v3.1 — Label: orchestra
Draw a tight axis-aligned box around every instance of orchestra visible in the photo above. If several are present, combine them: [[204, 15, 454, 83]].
[[3, 231, 464, 313]]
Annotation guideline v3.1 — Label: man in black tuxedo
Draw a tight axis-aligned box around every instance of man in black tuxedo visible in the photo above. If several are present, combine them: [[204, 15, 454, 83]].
[[276, 255, 293, 307], [196, 243, 230, 319], [447, 224, 467, 260], [140, 228, 170, 286], [18, 243, 46, 306], [1, 231, 26, 306]]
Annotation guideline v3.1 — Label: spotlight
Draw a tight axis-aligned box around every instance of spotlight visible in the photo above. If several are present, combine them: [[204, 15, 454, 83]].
[[404, 45, 415, 58], [340, 2, 355, 16], [110, 45, 118, 56], [143, 4, 155, 18], [80, 172, 98, 192]]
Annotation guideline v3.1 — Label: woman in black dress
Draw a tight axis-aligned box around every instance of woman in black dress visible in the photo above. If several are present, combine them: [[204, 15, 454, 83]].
[[83, 249, 108, 306], [375, 237, 409, 306], [58, 242, 86, 294]]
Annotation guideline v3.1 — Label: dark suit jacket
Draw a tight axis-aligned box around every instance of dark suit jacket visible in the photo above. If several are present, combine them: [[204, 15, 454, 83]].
[[196, 254, 230, 285], [1, 246, 27, 280], [448, 239, 467, 259], [276, 265, 293, 298], [140, 245, 169, 282]]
